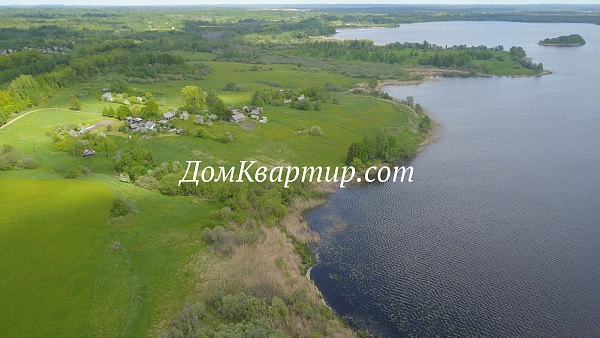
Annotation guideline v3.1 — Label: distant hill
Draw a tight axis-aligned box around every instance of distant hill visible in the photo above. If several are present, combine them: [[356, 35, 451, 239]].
[[539, 34, 586, 46]]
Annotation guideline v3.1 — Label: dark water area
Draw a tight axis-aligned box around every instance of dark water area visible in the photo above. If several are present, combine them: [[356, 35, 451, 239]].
[[309, 22, 600, 337]]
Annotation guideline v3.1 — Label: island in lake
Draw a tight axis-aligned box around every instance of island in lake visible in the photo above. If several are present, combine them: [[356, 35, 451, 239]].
[[539, 34, 586, 46]]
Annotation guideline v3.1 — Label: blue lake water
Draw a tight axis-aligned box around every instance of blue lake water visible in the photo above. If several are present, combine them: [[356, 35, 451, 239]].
[[309, 22, 600, 337]]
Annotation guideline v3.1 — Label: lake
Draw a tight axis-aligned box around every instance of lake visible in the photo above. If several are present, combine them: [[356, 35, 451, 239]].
[[309, 21, 600, 337]]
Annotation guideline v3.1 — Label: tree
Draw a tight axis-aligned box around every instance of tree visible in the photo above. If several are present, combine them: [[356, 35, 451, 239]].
[[110, 79, 128, 93], [69, 93, 82, 111], [536, 63, 544, 73], [415, 103, 423, 114], [115, 146, 157, 181], [142, 99, 159, 119], [509, 46, 526, 59], [144, 91, 154, 102], [0, 90, 19, 116], [98, 135, 116, 157], [9, 75, 42, 108], [116, 105, 132, 120], [347, 142, 359, 164], [212, 98, 229, 120], [205, 89, 218, 108], [368, 78, 378, 88], [405, 96, 414, 107], [181, 86, 204, 113]]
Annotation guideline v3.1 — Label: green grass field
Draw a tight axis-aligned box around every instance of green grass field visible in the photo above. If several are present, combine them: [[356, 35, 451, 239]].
[[0, 178, 112, 337], [0, 174, 217, 337]]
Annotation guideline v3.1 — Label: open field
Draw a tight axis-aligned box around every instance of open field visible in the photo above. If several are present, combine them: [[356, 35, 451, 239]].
[[0, 173, 217, 337], [0, 178, 112, 337]]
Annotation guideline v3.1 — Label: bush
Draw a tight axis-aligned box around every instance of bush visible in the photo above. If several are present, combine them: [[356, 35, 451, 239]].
[[111, 197, 134, 217], [134, 175, 159, 191], [349, 157, 364, 170], [295, 99, 312, 111], [64, 165, 91, 178], [0, 145, 39, 171], [234, 230, 263, 245], [308, 126, 323, 136], [223, 82, 245, 92]]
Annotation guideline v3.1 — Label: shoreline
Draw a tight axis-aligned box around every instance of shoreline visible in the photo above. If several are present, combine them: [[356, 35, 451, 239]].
[[376, 68, 552, 92], [293, 70, 441, 331], [539, 43, 584, 47]]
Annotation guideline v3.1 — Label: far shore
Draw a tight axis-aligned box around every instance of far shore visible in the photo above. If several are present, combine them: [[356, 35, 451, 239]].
[[376, 68, 552, 91], [539, 43, 584, 47]]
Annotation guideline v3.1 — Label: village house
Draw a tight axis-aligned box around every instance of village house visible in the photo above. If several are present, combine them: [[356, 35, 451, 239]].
[[230, 113, 246, 123], [296, 94, 305, 101], [82, 149, 96, 157], [179, 111, 189, 120], [284, 99, 292, 104], [162, 112, 174, 120], [145, 121, 156, 130], [229, 107, 242, 115]]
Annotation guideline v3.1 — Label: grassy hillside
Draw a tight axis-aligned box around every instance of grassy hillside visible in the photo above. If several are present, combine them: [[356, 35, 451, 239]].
[[0, 178, 112, 337], [0, 173, 217, 337]]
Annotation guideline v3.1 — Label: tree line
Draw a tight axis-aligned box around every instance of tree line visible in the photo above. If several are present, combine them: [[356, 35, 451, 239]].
[[0, 39, 210, 122]]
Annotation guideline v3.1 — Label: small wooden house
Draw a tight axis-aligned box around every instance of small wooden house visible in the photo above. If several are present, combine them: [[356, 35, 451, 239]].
[[82, 149, 96, 157]]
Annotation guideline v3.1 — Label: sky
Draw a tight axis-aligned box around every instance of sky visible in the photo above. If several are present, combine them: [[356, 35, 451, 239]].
[[4, 0, 600, 6]]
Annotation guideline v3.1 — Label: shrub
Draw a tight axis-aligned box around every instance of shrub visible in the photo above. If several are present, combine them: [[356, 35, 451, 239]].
[[234, 230, 263, 245], [111, 197, 134, 217], [134, 175, 159, 191], [223, 82, 245, 92], [0, 145, 39, 171], [349, 157, 364, 170], [110, 241, 121, 251], [308, 126, 323, 136], [64, 165, 91, 178]]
